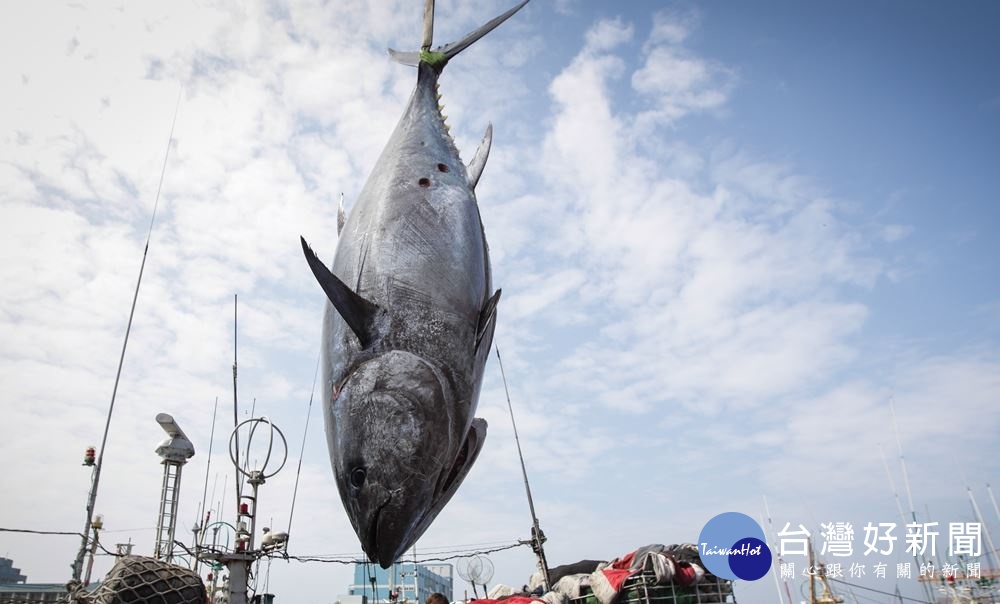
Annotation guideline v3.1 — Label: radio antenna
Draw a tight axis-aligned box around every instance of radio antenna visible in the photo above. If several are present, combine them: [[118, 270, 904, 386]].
[[70, 86, 182, 581]]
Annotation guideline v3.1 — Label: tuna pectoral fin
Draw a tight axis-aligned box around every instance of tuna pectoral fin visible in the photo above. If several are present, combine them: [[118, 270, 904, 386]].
[[388, 0, 530, 68], [434, 418, 488, 508], [467, 124, 493, 189], [300, 236, 379, 348], [477, 289, 501, 349]]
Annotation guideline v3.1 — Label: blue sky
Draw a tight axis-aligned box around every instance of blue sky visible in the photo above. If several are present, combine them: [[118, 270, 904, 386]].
[[1, 1, 998, 603]]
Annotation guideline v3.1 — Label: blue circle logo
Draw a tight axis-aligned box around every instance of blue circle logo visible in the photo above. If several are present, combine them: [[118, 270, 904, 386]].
[[698, 512, 772, 581]]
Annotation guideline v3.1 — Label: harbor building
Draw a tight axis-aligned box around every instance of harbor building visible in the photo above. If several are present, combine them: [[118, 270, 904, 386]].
[[0, 558, 26, 585], [345, 561, 453, 604]]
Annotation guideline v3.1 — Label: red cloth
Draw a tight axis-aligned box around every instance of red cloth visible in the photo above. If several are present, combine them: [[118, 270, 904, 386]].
[[674, 563, 696, 587], [610, 551, 637, 570], [601, 568, 638, 592]]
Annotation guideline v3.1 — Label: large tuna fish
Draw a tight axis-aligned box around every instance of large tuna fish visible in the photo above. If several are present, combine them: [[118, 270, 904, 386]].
[[301, 0, 529, 568]]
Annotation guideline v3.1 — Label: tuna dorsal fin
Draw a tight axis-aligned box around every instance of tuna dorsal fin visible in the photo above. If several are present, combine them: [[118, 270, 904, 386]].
[[388, 0, 531, 69], [467, 123, 493, 189], [476, 289, 501, 349], [300, 236, 379, 348], [337, 193, 346, 235]]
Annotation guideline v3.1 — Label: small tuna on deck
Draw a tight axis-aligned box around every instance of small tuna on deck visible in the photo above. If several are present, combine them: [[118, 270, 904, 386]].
[[301, 0, 530, 568]]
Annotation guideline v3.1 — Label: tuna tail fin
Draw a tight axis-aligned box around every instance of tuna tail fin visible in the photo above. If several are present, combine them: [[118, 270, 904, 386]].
[[300, 236, 380, 348], [388, 0, 530, 69]]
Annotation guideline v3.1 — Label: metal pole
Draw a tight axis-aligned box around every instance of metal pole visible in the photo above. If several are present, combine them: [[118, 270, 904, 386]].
[[83, 523, 100, 585], [227, 557, 250, 604], [233, 295, 242, 510], [808, 538, 816, 604], [495, 347, 550, 590], [967, 488, 998, 571], [988, 483, 1000, 525], [70, 88, 181, 581], [759, 505, 786, 604], [890, 398, 936, 603], [196, 396, 220, 573]]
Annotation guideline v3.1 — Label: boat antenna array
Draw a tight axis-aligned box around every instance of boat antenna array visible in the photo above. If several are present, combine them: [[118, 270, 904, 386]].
[[196, 416, 289, 604]]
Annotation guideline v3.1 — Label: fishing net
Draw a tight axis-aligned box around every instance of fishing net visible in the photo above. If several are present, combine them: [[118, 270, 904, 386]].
[[70, 556, 206, 604]]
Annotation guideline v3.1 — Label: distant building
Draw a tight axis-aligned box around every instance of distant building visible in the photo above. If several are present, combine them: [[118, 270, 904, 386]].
[[348, 561, 453, 604], [0, 558, 26, 584], [0, 583, 103, 603], [0, 583, 101, 603]]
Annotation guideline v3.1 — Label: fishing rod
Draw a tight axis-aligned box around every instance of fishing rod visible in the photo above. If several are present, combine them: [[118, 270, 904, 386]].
[[494, 345, 551, 590], [71, 87, 182, 582]]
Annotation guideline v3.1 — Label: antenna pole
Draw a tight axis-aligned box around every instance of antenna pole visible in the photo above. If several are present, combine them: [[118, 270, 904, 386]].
[[761, 496, 791, 604], [890, 399, 918, 521], [967, 487, 999, 571], [195, 396, 220, 573], [807, 538, 816, 604], [495, 346, 550, 590], [288, 354, 321, 536], [71, 86, 181, 582], [889, 398, 935, 603], [878, 443, 908, 525], [232, 294, 242, 508], [988, 483, 1000, 525]]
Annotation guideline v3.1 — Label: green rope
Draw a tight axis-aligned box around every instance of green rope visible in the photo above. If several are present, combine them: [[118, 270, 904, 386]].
[[420, 48, 447, 68]]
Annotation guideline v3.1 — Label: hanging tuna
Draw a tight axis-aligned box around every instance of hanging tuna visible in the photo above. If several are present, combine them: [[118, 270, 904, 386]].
[[301, 0, 530, 568]]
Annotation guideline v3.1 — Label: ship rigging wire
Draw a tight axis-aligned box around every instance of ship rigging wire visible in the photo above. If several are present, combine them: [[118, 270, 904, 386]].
[[281, 540, 528, 564], [827, 577, 932, 603], [287, 351, 321, 536]]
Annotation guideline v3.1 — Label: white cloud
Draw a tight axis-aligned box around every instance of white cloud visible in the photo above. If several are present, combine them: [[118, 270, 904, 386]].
[[584, 18, 633, 53], [882, 223, 913, 242]]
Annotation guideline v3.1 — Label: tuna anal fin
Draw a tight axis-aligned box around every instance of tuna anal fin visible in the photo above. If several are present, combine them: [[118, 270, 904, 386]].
[[476, 289, 501, 349], [467, 123, 493, 189], [300, 236, 379, 348]]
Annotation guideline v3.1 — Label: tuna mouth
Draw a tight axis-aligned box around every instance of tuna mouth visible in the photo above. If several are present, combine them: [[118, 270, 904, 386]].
[[366, 497, 391, 565]]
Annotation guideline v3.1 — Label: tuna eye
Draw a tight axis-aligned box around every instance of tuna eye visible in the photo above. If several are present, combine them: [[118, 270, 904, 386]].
[[350, 467, 367, 488]]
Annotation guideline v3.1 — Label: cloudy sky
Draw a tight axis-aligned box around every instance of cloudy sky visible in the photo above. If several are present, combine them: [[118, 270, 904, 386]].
[[1, 1, 998, 602]]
